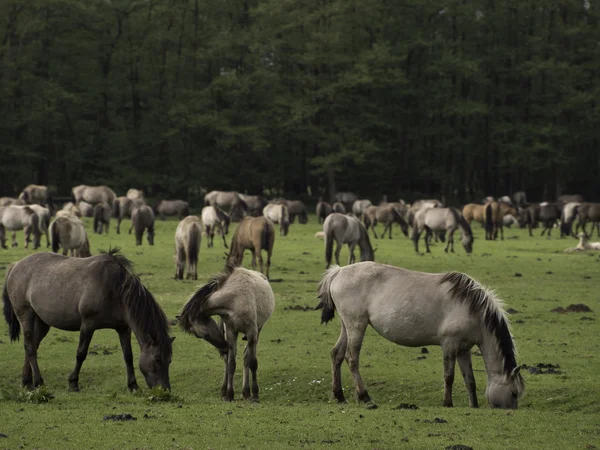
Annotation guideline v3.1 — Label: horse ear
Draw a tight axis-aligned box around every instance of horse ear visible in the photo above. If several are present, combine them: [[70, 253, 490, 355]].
[[510, 366, 522, 378]]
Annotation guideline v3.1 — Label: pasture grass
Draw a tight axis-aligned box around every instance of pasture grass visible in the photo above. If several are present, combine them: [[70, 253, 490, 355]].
[[0, 215, 599, 449]]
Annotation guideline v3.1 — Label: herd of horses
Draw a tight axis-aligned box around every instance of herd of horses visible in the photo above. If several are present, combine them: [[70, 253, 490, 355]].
[[2, 184, 594, 410]]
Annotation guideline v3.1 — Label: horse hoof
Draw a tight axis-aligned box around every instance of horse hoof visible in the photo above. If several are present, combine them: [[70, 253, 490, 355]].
[[128, 383, 139, 392], [69, 385, 80, 393], [365, 402, 378, 410], [222, 396, 234, 402]]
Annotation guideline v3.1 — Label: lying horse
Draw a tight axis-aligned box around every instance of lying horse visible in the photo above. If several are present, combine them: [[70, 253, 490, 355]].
[[154, 200, 189, 220], [2, 249, 173, 391], [178, 265, 275, 402], [565, 233, 600, 253], [129, 205, 155, 246], [413, 207, 473, 254], [226, 217, 275, 280], [316, 262, 525, 409], [174, 216, 203, 280], [0, 205, 42, 249], [50, 215, 91, 257], [201, 205, 230, 248], [263, 203, 290, 236], [323, 213, 374, 268]]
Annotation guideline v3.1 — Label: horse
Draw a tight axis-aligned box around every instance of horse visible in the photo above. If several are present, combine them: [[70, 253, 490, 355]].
[[0, 197, 25, 207], [238, 194, 268, 217], [263, 203, 290, 236], [201, 205, 230, 248], [527, 203, 561, 237], [226, 216, 275, 280], [0, 205, 42, 250], [60, 202, 82, 217], [129, 205, 155, 246], [560, 202, 580, 237], [78, 201, 94, 217], [93, 202, 111, 234], [285, 200, 308, 224], [462, 203, 487, 226], [486, 202, 519, 241], [565, 233, 600, 253], [178, 265, 274, 402], [316, 201, 333, 224], [154, 200, 189, 220], [557, 194, 584, 206], [19, 184, 50, 207], [126, 188, 144, 201], [323, 213, 374, 268], [362, 204, 409, 239], [204, 191, 247, 222], [174, 216, 203, 280], [332, 202, 346, 214], [50, 215, 91, 257], [72, 185, 117, 208], [513, 191, 528, 208], [316, 262, 525, 409], [114, 196, 145, 233], [413, 207, 473, 254], [2, 249, 173, 392], [575, 203, 600, 238], [334, 192, 358, 210], [351, 200, 372, 220], [16, 204, 51, 248]]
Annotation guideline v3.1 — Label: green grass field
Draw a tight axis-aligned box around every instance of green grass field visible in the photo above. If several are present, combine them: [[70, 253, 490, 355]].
[[1, 215, 599, 450]]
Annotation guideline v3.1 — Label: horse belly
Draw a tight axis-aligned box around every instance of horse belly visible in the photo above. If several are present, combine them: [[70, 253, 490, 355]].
[[2, 215, 24, 230], [28, 290, 82, 331], [369, 312, 442, 347]]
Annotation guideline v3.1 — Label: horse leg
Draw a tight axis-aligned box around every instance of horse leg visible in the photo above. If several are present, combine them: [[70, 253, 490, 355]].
[[457, 350, 478, 408], [444, 229, 453, 253], [346, 320, 374, 406], [21, 313, 49, 389], [334, 241, 342, 266], [424, 227, 432, 253], [116, 327, 139, 391], [331, 321, 348, 403], [219, 224, 228, 248], [250, 249, 257, 271], [68, 325, 95, 392], [242, 331, 259, 401], [12, 231, 18, 248], [441, 346, 457, 407], [116, 217, 121, 234], [499, 224, 504, 241], [222, 328, 238, 402], [266, 251, 272, 281], [371, 220, 378, 239], [412, 227, 421, 253]]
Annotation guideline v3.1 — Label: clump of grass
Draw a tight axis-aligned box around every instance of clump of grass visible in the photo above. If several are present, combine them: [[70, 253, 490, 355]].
[[1, 385, 55, 404], [145, 386, 182, 403]]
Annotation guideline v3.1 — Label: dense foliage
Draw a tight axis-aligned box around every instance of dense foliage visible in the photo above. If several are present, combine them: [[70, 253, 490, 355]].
[[1, 0, 599, 204]]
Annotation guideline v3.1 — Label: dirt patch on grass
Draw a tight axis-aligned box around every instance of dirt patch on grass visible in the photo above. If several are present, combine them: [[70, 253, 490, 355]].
[[445, 446, 473, 450], [392, 403, 418, 410], [103, 414, 136, 421], [283, 305, 313, 311], [551, 304, 593, 313], [522, 363, 561, 375], [506, 308, 520, 314]]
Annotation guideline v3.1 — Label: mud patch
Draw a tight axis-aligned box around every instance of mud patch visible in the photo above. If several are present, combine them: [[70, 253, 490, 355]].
[[0, 433, 7, 438], [424, 417, 447, 424], [522, 363, 561, 375], [506, 308, 520, 314], [581, 317, 595, 321], [392, 403, 419, 410], [416, 356, 427, 361], [514, 273, 523, 277], [421, 347, 429, 354], [551, 304, 593, 313], [283, 305, 313, 312], [103, 413, 136, 421], [270, 278, 284, 283], [446, 446, 473, 450]]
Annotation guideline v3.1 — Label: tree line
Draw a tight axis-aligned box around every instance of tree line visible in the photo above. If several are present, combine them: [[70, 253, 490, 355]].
[[1, 0, 599, 206]]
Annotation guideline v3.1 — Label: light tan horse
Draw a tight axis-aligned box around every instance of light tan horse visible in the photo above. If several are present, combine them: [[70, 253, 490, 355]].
[[461, 203, 487, 226], [60, 202, 82, 218], [93, 202, 111, 234], [16, 204, 51, 248], [226, 217, 275, 280], [0, 205, 42, 249], [174, 216, 203, 280], [493, 202, 519, 240], [201, 206, 230, 248], [19, 185, 49, 206], [363, 204, 409, 239], [263, 203, 290, 236], [50, 215, 91, 257], [126, 188, 144, 201], [0, 197, 25, 207], [72, 185, 117, 207], [78, 201, 94, 217]]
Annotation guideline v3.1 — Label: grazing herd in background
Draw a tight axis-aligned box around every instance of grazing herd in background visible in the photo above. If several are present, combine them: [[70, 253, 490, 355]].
[[1, 183, 598, 408]]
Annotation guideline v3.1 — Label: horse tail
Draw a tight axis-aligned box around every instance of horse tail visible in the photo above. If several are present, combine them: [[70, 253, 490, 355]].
[[260, 219, 270, 251], [485, 203, 493, 238], [188, 223, 201, 268], [281, 205, 290, 235], [93, 206, 101, 234], [324, 222, 335, 267], [451, 207, 472, 236], [183, 202, 190, 217], [2, 265, 20, 341], [113, 199, 120, 219], [315, 265, 341, 324], [51, 220, 60, 253]]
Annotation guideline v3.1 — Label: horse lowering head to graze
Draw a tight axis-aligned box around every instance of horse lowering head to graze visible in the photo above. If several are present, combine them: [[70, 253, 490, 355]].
[[226, 216, 275, 280], [263, 203, 290, 236], [178, 265, 275, 402], [129, 205, 155, 246], [0, 205, 42, 250], [285, 200, 308, 224], [351, 200, 372, 220], [50, 215, 91, 257], [413, 207, 473, 254], [238, 194, 269, 217], [93, 202, 111, 234], [202, 205, 230, 248], [174, 216, 203, 280], [114, 197, 145, 233], [72, 185, 117, 208], [316, 262, 525, 409], [19, 185, 50, 206], [316, 201, 333, 224], [323, 213, 374, 268], [2, 249, 173, 392], [363, 204, 409, 240], [560, 202, 580, 238], [154, 200, 189, 221], [126, 188, 144, 201]]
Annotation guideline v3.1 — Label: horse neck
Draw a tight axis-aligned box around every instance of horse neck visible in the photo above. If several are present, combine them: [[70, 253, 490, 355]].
[[478, 321, 516, 386], [357, 228, 372, 255]]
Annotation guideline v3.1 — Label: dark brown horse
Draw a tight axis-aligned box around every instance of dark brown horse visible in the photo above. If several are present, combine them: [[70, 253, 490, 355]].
[[575, 203, 600, 237], [226, 217, 275, 280], [2, 249, 173, 392]]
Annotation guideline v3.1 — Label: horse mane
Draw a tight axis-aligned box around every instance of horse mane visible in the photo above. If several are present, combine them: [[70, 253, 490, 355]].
[[102, 247, 171, 356], [179, 264, 236, 333], [214, 205, 230, 223], [440, 272, 521, 382], [450, 207, 472, 237]]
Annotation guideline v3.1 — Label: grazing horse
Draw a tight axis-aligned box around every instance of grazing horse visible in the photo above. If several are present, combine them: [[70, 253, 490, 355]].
[[575, 203, 600, 238], [19, 185, 50, 207], [93, 202, 111, 234], [285, 200, 308, 224], [114, 196, 145, 233], [154, 200, 189, 220], [334, 192, 358, 210], [332, 202, 346, 214], [177, 265, 275, 402], [527, 203, 561, 237], [204, 191, 248, 222], [72, 185, 117, 208], [129, 205, 155, 246], [263, 203, 290, 236], [560, 202, 580, 238], [126, 188, 144, 201], [226, 217, 275, 280], [2, 249, 173, 391], [178, 265, 274, 402], [174, 216, 202, 280], [316, 262, 525, 408], [323, 213, 374, 268], [362, 204, 409, 239], [0, 197, 25, 207], [316, 201, 333, 224], [201, 206, 230, 248], [351, 200, 372, 220], [50, 215, 91, 257], [0, 205, 42, 250], [413, 207, 473, 254], [238, 194, 268, 217]]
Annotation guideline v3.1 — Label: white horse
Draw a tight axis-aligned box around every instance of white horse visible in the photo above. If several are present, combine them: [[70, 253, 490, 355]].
[[178, 266, 275, 402], [201, 206, 230, 248], [565, 233, 600, 253], [413, 207, 473, 254], [323, 213, 374, 268], [174, 216, 203, 280], [0, 205, 42, 249], [317, 262, 525, 409], [50, 215, 91, 257], [263, 203, 290, 236]]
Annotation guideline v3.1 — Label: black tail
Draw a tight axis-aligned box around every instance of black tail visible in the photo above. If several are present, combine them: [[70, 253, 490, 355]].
[[93, 206, 102, 234], [51, 220, 60, 253], [188, 223, 201, 268], [315, 266, 341, 324], [324, 224, 334, 267], [485, 203, 493, 239], [2, 266, 20, 341], [113, 199, 121, 219], [261, 220, 271, 251]]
